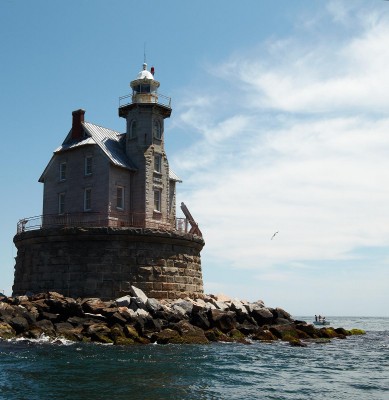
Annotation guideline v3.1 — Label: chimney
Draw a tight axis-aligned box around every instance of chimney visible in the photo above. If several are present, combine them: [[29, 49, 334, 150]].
[[71, 109, 85, 139]]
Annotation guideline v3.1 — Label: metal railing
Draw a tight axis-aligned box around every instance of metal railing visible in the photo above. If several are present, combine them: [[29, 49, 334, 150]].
[[119, 92, 171, 109], [17, 212, 189, 234]]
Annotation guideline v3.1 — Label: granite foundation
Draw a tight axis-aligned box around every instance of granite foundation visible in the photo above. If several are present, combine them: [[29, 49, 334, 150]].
[[13, 227, 204, 300]]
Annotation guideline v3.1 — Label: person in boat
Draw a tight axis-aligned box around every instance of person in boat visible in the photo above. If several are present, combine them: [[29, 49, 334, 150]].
[[318, 315, 322, 321], [315, 315, 318, 322]]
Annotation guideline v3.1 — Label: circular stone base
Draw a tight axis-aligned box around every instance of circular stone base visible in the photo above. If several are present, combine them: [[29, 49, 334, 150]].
[[13, 227, 205, 300]]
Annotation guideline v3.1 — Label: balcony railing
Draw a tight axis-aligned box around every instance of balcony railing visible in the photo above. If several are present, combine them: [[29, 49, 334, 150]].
[[16, 212, 189, 235], [119, 92, 172, 109]]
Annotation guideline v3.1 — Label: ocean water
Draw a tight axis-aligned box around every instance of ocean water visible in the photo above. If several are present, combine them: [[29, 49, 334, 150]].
[[0, 317, 388, 400]]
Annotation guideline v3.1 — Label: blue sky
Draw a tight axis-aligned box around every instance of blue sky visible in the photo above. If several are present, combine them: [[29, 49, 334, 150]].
[[1, 0, 388, 316]]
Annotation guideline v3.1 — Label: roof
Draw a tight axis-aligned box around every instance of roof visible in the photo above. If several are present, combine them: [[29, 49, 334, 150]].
[[169, 169, 182, 182], [55, 122, 137, 171], [83, 122, 136, 170], [39, 120, 181, 183], [136, 63, 154, 80]]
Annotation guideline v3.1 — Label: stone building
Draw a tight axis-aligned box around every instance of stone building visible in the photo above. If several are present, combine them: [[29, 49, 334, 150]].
[[13, 64, 204, 300], [39, 63, 180, 230]]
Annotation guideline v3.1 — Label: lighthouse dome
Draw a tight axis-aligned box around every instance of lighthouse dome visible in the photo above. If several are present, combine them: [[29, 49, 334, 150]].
[[136, 63, 154, 80]]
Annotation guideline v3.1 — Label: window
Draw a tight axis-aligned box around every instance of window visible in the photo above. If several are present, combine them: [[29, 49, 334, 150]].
[[58, 193, 65, 214], [154, 190, 161, 212], [116, 186, 124, 210], [129, 120, 137, 138], [153, 120, 162, 140], [59, 162, 67, 181], [85, 156, 92, 175], [154, 154, 162, 173], [84, 188, 92, 211]]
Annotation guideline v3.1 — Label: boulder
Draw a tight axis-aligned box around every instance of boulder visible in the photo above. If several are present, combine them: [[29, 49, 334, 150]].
[[349, 329, 366, 335], [236, 320, 259, 335], [146, 298, 163, 314], [117, 307, 137, 320], [129, 286, 148, 304], [207, 309, 237, 333], [86, 323, 112, 343], [0, 322, 16, 339], [151, 328, 183, 344], [171, 320, 209, 344], [19, 303, 39, 320], [269, 324, 300, 341], [289, 338, 307, 347], [132, 297, 148, 311], [9, 316, 29, 334], [319, 327, 341, 339], [251, 328, 278, 341], [214, 293, 232, 302], [274, 307, 292, 321], [55, 322, 83, 341], [204, 327, 233, 342], [32, 319, 56, 336], [295, 322, 318, 338], [31, 299, 51, 314], [170, 305, 188, 320], [210, 300, 229, 311], [191, 299, 208, 313], [115, 295, 132, 308], [86, 323, 111, 336], [45, 297, 83, 319], [251, 307, 274, 326], [123, 324, 149, 344], [172, 300, 193, 315], [135, 309, 150, 318], [81, 298, 107, 314], [230, 299, 248, 315], [190, 310, 211, 330], [245, 301, 265, 314], [108, 312, 128, 325], [227, 328, 251, 344]]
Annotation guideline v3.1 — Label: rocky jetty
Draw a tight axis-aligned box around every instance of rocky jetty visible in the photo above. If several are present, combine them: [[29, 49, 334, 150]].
[[0, 287, 364, 346]]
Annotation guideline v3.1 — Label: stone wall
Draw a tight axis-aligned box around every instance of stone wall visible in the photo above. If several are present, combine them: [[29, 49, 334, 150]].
[[13, 227, 204, 300]]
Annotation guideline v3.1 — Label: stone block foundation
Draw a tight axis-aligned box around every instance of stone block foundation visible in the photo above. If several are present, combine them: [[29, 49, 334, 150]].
[[13, 227, 204, 300]]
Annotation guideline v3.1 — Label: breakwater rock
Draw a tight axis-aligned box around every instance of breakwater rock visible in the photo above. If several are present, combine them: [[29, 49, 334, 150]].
[[0, 287, 364, 346]]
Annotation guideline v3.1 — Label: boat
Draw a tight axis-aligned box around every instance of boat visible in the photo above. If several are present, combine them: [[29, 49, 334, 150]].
[[313, 320, 330, 326]]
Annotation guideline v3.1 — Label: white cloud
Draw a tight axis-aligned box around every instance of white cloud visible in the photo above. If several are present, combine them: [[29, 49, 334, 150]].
[[173, 3, 389, 278]]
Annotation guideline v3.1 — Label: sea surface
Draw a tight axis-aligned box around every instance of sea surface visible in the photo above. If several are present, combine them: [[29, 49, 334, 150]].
[[0, 317, 388, 400]]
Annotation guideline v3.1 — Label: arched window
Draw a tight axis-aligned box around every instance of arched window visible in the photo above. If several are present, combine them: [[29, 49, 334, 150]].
[[153, 120, 162, 140]]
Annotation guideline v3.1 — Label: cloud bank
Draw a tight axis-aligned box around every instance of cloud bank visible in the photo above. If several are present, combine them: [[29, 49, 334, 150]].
[[171, 1, 389, 291]]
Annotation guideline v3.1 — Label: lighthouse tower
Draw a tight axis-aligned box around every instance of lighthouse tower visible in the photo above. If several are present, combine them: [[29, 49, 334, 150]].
[[119, 63, 178, 229]]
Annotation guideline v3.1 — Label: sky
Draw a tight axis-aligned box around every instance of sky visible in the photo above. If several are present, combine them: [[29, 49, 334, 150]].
[[1, 0, 388, 316]]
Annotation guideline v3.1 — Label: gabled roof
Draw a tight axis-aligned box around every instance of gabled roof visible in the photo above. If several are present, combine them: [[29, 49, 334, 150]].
[[39, 122, 137, 182], [39, 120, 182, 183], [56, 122, 137, 171]]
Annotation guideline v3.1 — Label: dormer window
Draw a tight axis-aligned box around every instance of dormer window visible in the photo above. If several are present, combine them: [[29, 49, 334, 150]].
[[59, 162, 67, 181], [153, 120, 162, 140], [85, 156, 93, 176]]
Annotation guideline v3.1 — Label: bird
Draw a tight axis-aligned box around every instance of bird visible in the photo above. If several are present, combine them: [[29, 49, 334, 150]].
[[271, 231, 279, 240]]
